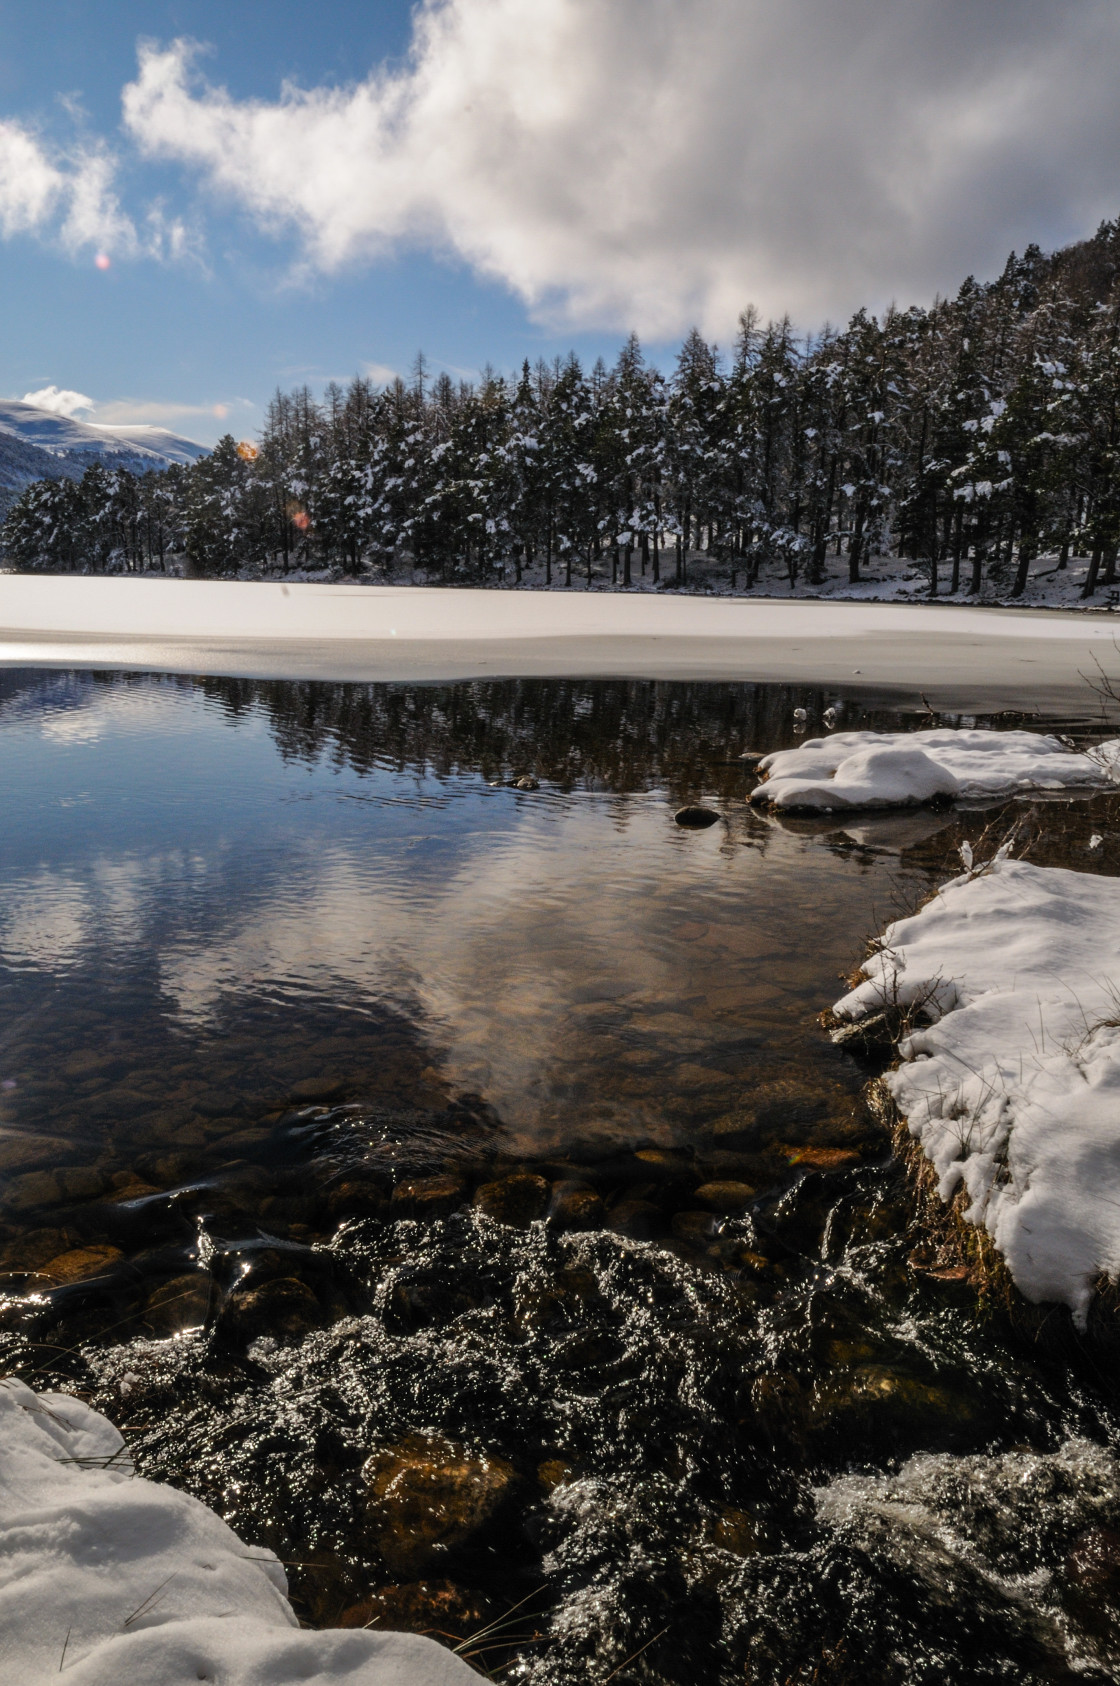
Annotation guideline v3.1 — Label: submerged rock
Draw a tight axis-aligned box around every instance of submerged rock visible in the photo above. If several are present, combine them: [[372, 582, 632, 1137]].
[[144, 1272, 214, 1334], [362, 1432, 517, 1575], [390, 1174, 466, 1219], [473, 1173, 549, 1228], [338, 1578, 491, 1641]]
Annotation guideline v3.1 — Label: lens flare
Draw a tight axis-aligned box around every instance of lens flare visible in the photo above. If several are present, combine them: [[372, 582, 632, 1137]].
[[94, 253, 111, 271], [213, 403, 229, 419], [286, 501, 311, 532], [236, 440, 259, 461]]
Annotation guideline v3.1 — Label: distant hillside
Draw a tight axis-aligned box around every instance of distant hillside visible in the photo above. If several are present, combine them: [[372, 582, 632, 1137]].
[[0, 430, 71, 522], [0, 400, 208, 470]]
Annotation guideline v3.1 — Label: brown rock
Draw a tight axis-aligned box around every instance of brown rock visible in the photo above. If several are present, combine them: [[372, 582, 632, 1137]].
[[194, 1090, 243, 1118], [778, 1145, 860, 1171], [548, 1184, 606, 1231], [40, 1245, 123, 1285], [326, 1176, 387, 1221], [537, 1458, 577, 1492], [3, 1166, 108, 1211], [144, 1273, 214, 1334], [693, 1180, 755, 1214], [0, 1136, 70, 1174], [473, 1173, 549, 1228], [217, 1276, 323, 1345], [707, 1504, 758, 1556], [390, 1174, 466, 1220], [608, 1198, 665, 1240], [670, 1210, 717, 1246], [290, 1076, 345, 1103], [362, 1433, 516, 1575], [338, 1579, 491, 1641]]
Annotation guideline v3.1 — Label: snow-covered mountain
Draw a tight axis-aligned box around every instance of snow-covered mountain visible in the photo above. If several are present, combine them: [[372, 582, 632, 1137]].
[[0, 399, 210, 520], [0, 400, 209, 471]]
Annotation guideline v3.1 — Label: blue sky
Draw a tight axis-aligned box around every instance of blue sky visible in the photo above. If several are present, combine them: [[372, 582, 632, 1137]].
[[3, 1, 1119, 445], [1, 1, 634, 443]]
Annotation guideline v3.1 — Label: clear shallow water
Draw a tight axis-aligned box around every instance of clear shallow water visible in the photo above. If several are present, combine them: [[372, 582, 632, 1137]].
[[3, 668, 1120, 1684]]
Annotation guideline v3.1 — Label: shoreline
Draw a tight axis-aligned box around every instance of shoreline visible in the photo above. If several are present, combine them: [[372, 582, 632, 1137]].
[[3, 576, 1120, 708]]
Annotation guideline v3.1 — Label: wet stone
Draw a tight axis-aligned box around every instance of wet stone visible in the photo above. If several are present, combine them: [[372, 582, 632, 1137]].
[[325, 1176, 388, 1222], [290, 1077, 346, 1103], [548, 1183, 607, 1231], [608, 1198, 665, 1240], [2, 1166, 109, 1211], [670, 1210, 718, 1246], [143, 1273, 214, 1334], [215, 1275, 325, 1346], [338, 1579, 491, 1641], [674, 805, 720, 828], [473, 1173, 549, 1228], [41, 1244, 123, 1285], [390, 1174, 466, 1220], [193, 1090, 243, 1118], [693, 1180, 755, 1213], [361, 1432, 517, 1576]]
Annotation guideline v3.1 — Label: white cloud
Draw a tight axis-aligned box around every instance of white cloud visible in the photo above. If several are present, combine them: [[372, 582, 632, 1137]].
[[93, 396, 252, 425], [361, 362, 398, 386], [121, 2, 1120, 336], [0, 119, 136, 258], [22, 384, 95, 418], [0, 114, 197, 266]]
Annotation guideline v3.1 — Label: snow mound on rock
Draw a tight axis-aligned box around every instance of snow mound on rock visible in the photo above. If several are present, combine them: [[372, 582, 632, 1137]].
[[832, 856, 1120, 1324], [0, 1377, 474, 1686], [751, 728, 1120, 810]]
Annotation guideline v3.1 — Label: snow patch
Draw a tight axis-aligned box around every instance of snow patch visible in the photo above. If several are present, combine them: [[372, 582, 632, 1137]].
[[0, 1377, 474, 1685], [832, 856, 1120, 1323], [752, 728, 1120, 811]]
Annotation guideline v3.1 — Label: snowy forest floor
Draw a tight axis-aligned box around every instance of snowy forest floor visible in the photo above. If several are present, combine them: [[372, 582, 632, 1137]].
[[4, 549, 1116, 612], [210, 549, 1120, 610]]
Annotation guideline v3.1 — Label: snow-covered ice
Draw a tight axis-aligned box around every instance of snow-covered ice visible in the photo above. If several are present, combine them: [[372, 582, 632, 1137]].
[[3, 576, 1120, 702], [832, 856, 1120, 1323], [752, 728, 1120, 811], [0, 1376, 474, 1685]]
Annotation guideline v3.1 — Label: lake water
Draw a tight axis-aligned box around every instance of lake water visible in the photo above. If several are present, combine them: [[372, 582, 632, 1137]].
[[2, 667, 1119, 1684]]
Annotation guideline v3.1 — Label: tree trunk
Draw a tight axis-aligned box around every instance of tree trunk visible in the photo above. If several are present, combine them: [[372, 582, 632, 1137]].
[[1011, 532, 1034, 597], [1082, 546, 1103, 599], [950, 507, 963, 594]]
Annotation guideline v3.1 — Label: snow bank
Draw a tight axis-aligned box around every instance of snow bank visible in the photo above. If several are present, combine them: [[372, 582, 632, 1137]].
[[752, 728, 1120, 811], [0, 1377, 474, 1685], [2, 575, 1120, 699], [832, 856, 1120, 1323]]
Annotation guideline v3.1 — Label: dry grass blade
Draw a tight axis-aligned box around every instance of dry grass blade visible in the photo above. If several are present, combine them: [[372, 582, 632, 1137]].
[[603, 1624, 671, 1681]]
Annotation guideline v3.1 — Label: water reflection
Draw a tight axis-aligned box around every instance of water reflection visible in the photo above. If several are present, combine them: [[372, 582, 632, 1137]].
[[0, 671, 961, 1179]]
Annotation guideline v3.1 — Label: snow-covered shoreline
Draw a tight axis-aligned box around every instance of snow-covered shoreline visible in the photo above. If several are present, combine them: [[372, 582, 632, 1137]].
[[0, 1376, 473, 1685], [751, 729, 1120, 810], [833, 856, 1120, 1325], [3, 575, 1120, 704]]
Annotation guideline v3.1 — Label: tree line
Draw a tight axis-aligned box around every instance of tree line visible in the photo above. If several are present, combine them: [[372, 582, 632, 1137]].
[[9, 220, 1120, 596]]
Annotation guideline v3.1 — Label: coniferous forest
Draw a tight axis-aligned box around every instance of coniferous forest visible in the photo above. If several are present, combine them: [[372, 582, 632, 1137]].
[[10, 222, 1120, 597]]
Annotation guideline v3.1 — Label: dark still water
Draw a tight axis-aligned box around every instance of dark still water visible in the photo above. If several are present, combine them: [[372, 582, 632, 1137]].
[[3, 668, 1120, 1685]]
